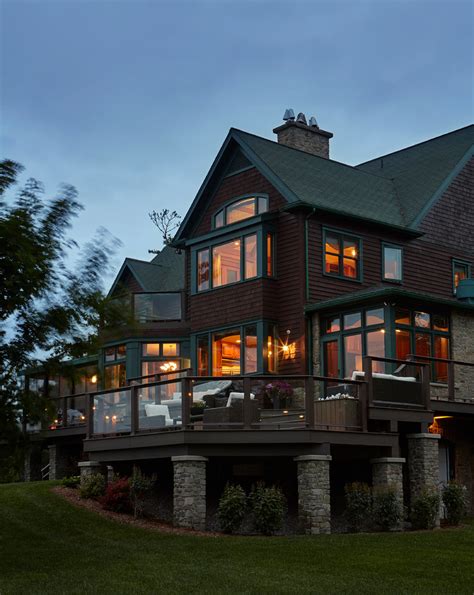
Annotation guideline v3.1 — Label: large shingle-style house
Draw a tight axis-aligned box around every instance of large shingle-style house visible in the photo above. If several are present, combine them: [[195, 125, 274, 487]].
[[25, 114, 474, 534]]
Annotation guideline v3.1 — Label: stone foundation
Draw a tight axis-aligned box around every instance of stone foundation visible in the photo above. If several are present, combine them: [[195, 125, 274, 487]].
[[371, 457, 405, 524], [78, 460, 107, 484], [172, 456, 207, 530], [48, 444, 69, 480], [295, 455, 332, 534]]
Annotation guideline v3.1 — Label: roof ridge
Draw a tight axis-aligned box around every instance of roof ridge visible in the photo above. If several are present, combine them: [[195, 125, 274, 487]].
[[357, 123, 474, 167], [231, 128, 393, 182], [125, 257, 162, 266]]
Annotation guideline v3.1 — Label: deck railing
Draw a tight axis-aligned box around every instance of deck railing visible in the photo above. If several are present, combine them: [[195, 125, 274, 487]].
[[407, 354, 474, 402]]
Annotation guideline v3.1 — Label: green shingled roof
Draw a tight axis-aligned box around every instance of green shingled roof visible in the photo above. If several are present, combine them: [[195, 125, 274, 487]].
[[109, 245, 184, 295], [357, 125, 474, 227]]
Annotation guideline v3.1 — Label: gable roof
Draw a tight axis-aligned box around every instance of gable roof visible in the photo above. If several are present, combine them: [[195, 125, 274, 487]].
[[357, 124, 474, 227], [108, 245, 185, 296], [174, 124, 473, 242]]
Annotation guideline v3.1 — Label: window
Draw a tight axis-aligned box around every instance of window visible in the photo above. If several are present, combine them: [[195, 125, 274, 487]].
[[134, 293, 181, 322], [244, 326, 257, 373], [104, 363, 126, 389], [104, 344, 126, 362], [214, 196, 268, 229], [197, 336, 209, 376], [383, 244, 403, 282], [163, 343, 179, 356], [212, 329, 241, 375], [324, 230, 360, 280], [366, 308, 384, 326], [196, 230, 272, 292], [142, 343, 179, 357], [453, 260, 470, 294], [142, 343, 160, 357]]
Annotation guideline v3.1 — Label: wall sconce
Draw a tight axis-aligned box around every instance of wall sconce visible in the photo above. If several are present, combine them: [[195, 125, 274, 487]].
[[279, 329, 296, 360]]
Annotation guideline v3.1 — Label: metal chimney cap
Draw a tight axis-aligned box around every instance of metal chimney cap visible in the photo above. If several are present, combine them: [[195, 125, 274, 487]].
[[283, 108, 295, 121], [309, 116, 319, 128], [296, 112, 307, 125]]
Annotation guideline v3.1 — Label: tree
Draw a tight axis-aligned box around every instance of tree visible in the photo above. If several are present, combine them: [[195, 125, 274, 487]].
[[0, 159, 122, 480], [148, 208, 181, 251]]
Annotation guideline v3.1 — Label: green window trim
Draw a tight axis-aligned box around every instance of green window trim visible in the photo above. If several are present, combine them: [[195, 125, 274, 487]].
[[192, 225, 275, 294], [452, 258, 471, 295], [212, 194, 269, 230], [382, 242, 403, 284], [322, 227, 363, 283]]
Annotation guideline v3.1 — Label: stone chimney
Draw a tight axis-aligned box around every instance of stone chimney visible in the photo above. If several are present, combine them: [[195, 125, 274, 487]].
[[273, 110, 333, 158]]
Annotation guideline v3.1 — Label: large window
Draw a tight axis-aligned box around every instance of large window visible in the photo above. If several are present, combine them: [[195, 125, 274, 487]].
[[324, 230, 361, 280], [453, 259, 470, 295], [214, 195, 268, 229], [196, 231, 273, 292], [383, 244, 403, 282], [196, 323, 277, 376], [133, 293, 182, 322]]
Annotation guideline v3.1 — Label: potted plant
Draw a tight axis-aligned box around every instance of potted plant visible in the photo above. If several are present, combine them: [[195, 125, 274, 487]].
[[264, 381, 294, 409], [190, 400, 207, 416]]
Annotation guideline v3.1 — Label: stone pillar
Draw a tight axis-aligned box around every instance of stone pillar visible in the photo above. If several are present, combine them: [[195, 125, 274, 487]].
[[371, 457, 405, 518], [24, 446, 42, 482], [294, 455, 332, 535], [48, 444, 69, 480], [107, 465, 114, 483], [172, 455, 207, 530], [78, 461, 107, 485], [407, 433, 441, 525]]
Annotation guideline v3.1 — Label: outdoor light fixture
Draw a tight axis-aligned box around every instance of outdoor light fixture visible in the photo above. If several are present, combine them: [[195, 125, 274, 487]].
[[90, 374, 98, 384], [279, 329, 296, 360], [160, 361, 178, 372]]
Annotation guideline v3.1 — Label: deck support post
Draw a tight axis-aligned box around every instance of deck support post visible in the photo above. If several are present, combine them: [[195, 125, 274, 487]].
[[407, 433, 441, 526], [172, 455, 207, 530], [24, 445, 42, 481], [78, 460, 107, 485], [294, 454, 332, 534], [371, 457, 405, 526], [48, 444, 69, 480]]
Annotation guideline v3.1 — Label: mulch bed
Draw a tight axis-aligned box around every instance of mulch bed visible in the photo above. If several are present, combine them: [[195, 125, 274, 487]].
[[51, 486, 224, 538]]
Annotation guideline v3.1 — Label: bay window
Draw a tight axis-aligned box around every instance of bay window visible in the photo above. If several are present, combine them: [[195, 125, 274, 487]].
[[213, 240, 241, 287]]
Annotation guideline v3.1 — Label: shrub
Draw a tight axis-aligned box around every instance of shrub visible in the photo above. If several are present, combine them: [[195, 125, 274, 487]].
[[130, 467, 156, 519], [442, 481, 467, 526], [217, 484, 247, 534], [250, 483, 287, 535], [79, 473, 106, 500], [60, 475, 81, 489], [344, 482, 371, 533], [372, 485, 404, 531], [101, 477, 132, 513], [411, 488, 440, 530]]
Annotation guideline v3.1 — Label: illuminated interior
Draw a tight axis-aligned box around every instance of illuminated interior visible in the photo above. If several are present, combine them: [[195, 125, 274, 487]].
[[213, 240, 241, 287], [324, 233, 359, 279], [212, 330, 241, 375]]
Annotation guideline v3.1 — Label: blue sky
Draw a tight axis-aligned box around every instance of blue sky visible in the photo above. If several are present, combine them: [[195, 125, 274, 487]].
[[1, 0, 472, 286]]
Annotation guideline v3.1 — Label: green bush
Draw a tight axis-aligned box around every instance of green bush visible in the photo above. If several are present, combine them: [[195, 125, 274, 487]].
[[217, 483, 247, 534], [411, 488, 440, 530], [372, 485, 404, 531], [250, 483, 287, 536], [442, 481, 467, 526], [130, 467, 156, 519], [79, 473, 106, 500], [344, 482, 372, 533], [60, 476, 81, 489]]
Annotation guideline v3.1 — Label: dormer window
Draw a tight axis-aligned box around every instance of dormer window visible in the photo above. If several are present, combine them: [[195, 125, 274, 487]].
[[214, 195, 268, 228]]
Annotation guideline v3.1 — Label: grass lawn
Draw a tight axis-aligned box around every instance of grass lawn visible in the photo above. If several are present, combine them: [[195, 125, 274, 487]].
[[1, 482, 473, 594]]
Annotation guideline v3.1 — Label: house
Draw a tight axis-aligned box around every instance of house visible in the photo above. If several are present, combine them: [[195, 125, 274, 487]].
[[24, 113, 474, 534]]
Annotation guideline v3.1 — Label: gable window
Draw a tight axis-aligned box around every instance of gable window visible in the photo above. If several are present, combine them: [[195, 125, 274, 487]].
[[453, 259, 470, 294], [324, 230, 360, 280], [383, 244, 403, 282], [214, 195, 268, 229]]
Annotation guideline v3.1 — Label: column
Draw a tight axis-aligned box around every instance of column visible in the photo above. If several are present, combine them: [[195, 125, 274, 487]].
[[294, 455, 332, 535], [371, 457, 405, 520], [24, 446, 42, 482], [172, 455, 207, 530], [407, 433, 441, 525], [78, 460, 107, 485], [48, 444, 69, 480]]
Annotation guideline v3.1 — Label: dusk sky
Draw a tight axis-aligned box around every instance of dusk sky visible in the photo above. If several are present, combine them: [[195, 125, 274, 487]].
[[1, 0, 472, 286]]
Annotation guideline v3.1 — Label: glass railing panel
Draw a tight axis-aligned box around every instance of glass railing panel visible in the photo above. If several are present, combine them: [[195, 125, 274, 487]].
[[65, 395, 87, 426], [93, 389, 131, 434]]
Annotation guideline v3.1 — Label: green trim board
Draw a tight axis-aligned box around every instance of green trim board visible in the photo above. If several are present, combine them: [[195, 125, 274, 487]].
[[305, 286, 474, 314]]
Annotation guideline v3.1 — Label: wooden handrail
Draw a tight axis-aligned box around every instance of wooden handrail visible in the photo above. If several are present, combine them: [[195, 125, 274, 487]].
[[407, 354, 474, 367]]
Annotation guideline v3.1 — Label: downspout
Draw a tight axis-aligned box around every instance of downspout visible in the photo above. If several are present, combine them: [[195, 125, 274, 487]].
[[304, 208, 317, 373]]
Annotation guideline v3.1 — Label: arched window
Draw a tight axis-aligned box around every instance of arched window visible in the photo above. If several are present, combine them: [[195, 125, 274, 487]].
[[214, 196, 268, 228]]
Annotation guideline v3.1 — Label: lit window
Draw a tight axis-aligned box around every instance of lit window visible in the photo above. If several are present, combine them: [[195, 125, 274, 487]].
[[383, 245, 403, 282], [267, 333, 276, 373], [244, 235, 257, 279], [197, 336, 209, 376], [143, 343, 160, 357], [197, 249, 210, 292], [212, 329, 241, 375], [344, 334, 362, 377], [395, 308, 410, 325], [214, 196, 268, 228], [366, 330, 385, 373], [266, 233, 273, 276], [213, 240, 241, 287], [324, 231, 360, 280], [104, 363, 126, 389], [453, 260, 470, 294], [162, 343, 179, 356], [244, 326, 257, 373]]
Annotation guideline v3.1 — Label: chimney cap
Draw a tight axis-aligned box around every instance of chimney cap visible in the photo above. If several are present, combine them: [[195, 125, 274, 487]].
[[308, 116, 319, 128], [296, 112, 307, 125], [283, 108, 295, 121]]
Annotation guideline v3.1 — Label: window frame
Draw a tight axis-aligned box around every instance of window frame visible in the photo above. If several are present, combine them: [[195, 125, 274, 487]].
[[382, 242, 403, 284], [452, 258, 471, 295], [322, 227, 362, 283], [213, 194, 269, 230]]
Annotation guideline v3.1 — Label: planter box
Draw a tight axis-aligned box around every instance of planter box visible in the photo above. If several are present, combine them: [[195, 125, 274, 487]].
[[314, 399, 360, 430]]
